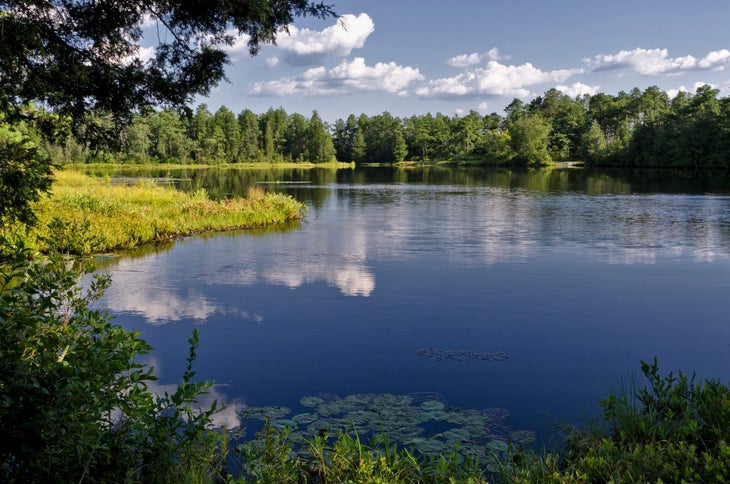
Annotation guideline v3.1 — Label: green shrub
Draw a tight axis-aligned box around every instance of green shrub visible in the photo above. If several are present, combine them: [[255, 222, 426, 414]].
[[508, 358, 730, 483], [0, 246, 226, 482], [235, 423, 489, 484], [500, 358, 730, 483]]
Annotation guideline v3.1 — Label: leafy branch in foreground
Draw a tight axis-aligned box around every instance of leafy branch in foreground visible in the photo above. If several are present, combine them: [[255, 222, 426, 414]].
[[0, 245, 225, 482], [0, 119, 54, 226]]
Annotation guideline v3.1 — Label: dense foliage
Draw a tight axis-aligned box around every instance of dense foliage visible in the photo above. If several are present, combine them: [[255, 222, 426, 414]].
[[0, 117, 53, 225], [0, 248, 225, 482], [33, 84, 730, 168], [0, 0, 333, 131]]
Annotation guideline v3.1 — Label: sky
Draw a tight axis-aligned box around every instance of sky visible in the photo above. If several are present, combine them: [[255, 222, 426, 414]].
[[144, 0, 730, 122]]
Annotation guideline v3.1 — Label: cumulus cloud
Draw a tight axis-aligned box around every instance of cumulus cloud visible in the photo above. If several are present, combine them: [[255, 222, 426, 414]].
[[249, 57, 423, 96], [446, 48, 501, 67], [555, 82, 600, 97], [585, 48, 730, 75], [223, 31, 253, 58], [447, 53, 482, 68], [416, 60, 579, 99], [223, 13, 372, 63], [666, 81, 718, 98], [272, 13, 375, 65]]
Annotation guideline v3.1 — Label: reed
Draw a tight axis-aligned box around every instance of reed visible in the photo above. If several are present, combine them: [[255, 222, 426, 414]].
[[3, 170, 305, 255]]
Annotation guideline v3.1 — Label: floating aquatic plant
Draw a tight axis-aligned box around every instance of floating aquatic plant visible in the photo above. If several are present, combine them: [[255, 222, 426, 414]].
[[421, 400, 446, 412], [416, 348, 509, 362], [240, 391, 535, 468], [291, 412, 319, 425], [300, 396, 324, 407], [244, 406, 291, 420]]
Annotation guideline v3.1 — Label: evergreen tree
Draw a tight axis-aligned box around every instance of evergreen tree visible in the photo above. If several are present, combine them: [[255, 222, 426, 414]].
[[238, 109, 261, 162], [286, 113, 309, 162], [306, 111, 335, 163]]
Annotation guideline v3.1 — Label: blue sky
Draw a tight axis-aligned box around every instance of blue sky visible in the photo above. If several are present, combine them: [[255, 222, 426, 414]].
[[149, 0, 730, 122]]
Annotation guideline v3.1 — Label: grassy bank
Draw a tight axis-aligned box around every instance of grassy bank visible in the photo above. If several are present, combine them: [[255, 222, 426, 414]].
[[2, 170, 305, 255]]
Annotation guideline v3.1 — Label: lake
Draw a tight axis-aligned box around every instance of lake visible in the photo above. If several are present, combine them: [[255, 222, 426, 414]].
[[94, 166, 730, 454]]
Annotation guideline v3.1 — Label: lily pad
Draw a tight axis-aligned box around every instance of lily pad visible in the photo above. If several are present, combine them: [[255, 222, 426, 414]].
[[486, 439, 509, 453], [408, 437, 449, 454], [292, 413, 319, 425], [416, 347, 509, 362], [421, 400, 446, 412], [441, 428, 472, 443], [300, 396, 324, 407], [245, 406, 291, 421], [272, 419, 298, 429], [240, 391, 534, 468], [423, 410, 449, 421]]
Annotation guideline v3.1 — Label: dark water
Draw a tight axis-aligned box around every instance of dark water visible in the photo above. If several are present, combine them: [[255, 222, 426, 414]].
[[95, 166, 730, 443]]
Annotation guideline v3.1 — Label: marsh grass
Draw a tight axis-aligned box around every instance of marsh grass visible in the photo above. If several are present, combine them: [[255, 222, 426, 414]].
[[3, 170, 304, 255], [235, 424, 489, 484]]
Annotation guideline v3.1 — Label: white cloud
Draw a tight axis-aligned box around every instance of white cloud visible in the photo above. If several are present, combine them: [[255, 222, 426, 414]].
[[699, 49, 730, 68], [416, 60, 579, 99], [266, 56, 280, 68], [139, 13, 157, 28], [666, 81, 718, 99], [225, 32, 253, 57], [249, 57, 423, 97], [585, 48, 730, 75], [555, 82, 600, 97], [447, 53, 483, 68], [137, 46, 155, 63], [446, 48, 501, 67], [273, 13, 375, 65], [486, 47, 502, 61]]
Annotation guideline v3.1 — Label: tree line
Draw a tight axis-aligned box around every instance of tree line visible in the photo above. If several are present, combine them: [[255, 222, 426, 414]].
[[35, 84, 730, 168]]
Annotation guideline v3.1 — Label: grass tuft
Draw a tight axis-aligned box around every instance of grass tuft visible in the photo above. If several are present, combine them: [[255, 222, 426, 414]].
[[2, 170, 305, 255]]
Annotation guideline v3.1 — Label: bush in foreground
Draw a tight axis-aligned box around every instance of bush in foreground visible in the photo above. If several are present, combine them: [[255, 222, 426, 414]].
[[0, 247, 225, 482], [505, 358, 730, 483]]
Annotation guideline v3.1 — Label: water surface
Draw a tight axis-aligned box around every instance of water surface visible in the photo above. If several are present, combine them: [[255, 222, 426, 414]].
[[96, 167, 730, 440]]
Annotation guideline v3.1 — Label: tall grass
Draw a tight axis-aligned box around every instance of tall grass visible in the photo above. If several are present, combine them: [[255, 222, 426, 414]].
[[235, 424, 489, 484], [2, 170, 305, 255]]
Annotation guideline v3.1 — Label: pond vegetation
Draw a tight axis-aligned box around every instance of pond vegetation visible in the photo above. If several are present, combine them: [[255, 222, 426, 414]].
[[1, 170, 304, 256]]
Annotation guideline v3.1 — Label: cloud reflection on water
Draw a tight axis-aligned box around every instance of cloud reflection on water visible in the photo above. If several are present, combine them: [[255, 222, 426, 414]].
[[136, 357, 244, 429], [99, 185, 730, 325]]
